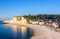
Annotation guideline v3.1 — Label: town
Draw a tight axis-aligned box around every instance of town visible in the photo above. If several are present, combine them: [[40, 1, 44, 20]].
[[3, 14, 60, 33]]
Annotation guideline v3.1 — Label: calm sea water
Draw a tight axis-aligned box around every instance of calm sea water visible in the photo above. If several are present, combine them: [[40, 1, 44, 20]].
[[0, 21, 33, 39]]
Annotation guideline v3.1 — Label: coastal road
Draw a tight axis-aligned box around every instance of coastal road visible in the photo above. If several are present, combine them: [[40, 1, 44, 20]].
[[20, 24, 60, 39]]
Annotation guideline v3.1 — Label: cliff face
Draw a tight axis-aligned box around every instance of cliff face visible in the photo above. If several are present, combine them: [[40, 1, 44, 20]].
[[18, 17, 28, 24], [3, 17, 28, 24]]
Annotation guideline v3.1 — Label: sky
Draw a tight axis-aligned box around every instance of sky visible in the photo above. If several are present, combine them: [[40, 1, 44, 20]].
[[0, 0, 60, 18]]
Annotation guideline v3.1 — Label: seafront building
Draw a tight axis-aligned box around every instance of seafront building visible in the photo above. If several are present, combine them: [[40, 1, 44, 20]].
[[45, 20, 59, 28]]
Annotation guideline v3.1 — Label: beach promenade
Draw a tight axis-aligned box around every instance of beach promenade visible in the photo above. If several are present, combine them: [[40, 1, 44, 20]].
[[19, 24, 60, 39]]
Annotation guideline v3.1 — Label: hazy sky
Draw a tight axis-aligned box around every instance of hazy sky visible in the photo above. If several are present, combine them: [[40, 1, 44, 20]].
[[0, 0, 60, 18]]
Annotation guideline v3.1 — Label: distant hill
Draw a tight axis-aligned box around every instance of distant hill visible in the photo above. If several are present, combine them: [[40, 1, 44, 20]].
[[23, 14, 60, 22]]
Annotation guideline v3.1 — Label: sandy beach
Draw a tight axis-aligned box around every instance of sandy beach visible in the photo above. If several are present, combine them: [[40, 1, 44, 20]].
[[19, 24, 60, 39]]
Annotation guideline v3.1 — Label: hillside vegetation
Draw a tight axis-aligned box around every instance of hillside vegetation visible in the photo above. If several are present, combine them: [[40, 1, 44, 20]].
[[23, 14, 60, 22]]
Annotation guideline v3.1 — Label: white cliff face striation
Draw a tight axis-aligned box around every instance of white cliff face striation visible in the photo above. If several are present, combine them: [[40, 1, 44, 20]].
[[20, 17, 28, 24]]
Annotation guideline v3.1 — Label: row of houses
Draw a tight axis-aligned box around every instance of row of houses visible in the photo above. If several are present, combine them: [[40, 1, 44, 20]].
[[30, 20, 59, 28]]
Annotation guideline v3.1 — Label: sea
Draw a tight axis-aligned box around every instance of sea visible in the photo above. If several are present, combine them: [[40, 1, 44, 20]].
[[0, 20, 33, 39]]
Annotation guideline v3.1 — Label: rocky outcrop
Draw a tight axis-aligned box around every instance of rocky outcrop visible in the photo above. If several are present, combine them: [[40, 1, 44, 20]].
[[3, 17, 28, 24]]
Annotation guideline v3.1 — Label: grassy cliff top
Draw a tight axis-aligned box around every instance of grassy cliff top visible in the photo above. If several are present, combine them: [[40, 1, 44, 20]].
[[16, 14, 60, 22]]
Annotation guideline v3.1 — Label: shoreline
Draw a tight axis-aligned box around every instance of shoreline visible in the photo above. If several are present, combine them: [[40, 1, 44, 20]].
[[3, 23, 60, 39]]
